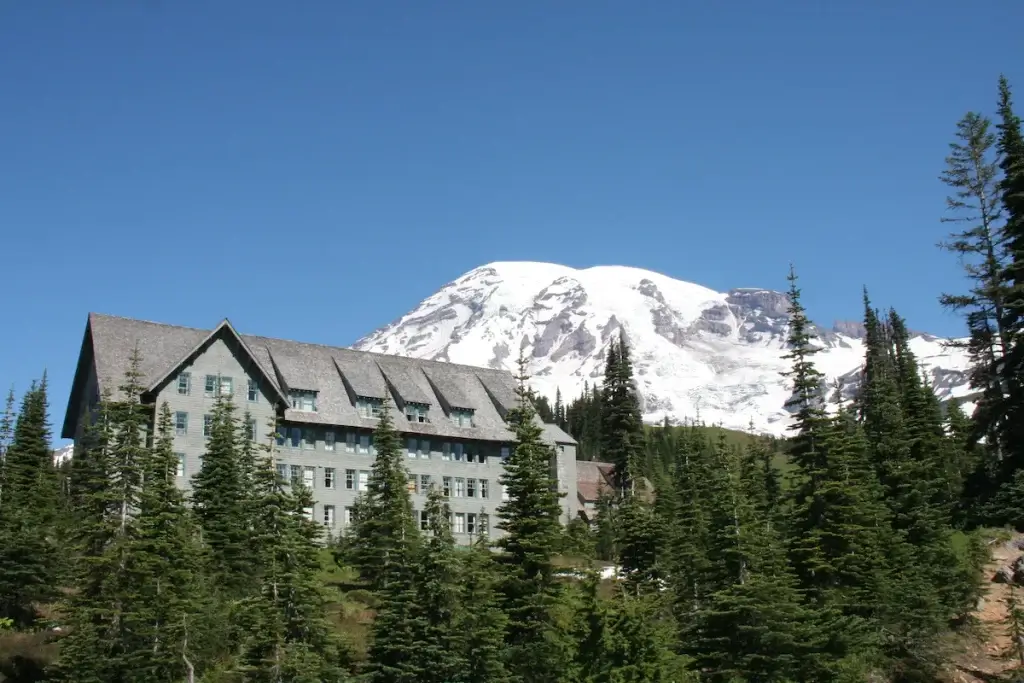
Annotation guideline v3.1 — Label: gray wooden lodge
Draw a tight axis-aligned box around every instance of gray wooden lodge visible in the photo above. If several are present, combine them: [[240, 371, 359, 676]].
[[62, 313, 579, 543]]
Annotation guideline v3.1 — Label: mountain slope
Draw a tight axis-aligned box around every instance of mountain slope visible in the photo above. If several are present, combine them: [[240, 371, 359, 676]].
[[355, 262, 974, 435]]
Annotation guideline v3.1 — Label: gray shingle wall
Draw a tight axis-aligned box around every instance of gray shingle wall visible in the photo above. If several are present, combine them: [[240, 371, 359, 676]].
[[65, 313, 580, 541]]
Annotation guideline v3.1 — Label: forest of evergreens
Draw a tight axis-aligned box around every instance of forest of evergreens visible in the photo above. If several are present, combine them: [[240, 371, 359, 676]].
[[1, 75, 1024, 682]]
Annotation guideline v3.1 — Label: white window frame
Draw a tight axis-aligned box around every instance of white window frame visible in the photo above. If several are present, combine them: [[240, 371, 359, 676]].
[[247, 378, 259, 402], [323, 504, 335, 527], [174, 411, 188, 436], [345, 432, 356, 453], [324, 467, 335, 489], [177, 372, 191, 396], [175, 452, 185, 477], [325, 431, 335, 451]]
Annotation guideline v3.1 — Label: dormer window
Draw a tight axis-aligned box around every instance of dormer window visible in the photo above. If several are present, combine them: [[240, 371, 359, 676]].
[[450, 408, 475, 428], [290, 390, 318, 412], [356, 397, 384, 419], [405, 403, 429, 423]]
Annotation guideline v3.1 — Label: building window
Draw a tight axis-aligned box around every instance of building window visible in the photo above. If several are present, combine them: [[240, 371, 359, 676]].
[[419, 510, 429, 531], [203, 414, 213, 438], [174, 411, 188, 436], [441, 443, 451, 461], [289, 427, 301, 448], [290, 465, 302, 486], [467, 513, 477, 536], [323, 504, 335, 528], [357, 470, 369, 492], [343, 507, 352, 527], [290, 390, 318, 412], [476, 452, 486, 464], [177, 372, 191, 396], [450, 408, 474, 427], [324, 467, 335, 489], [358, 434, 370, 454], [500, 446, 511, 462], [345, 432, 356, 453], [276, 463, 288, 482], [454, 477, 465, 498], [480, 479, 489, 499], [407, 438, 418, 459], [345, 469, 355, 490], [501, 484, 509, 501], [246, 418, 257, 442], [480, 513, 489, 537], [275, 427, 286, 446], [303, 429, 315, 450], [420, 474, 431, 491], [175, 452, 185, 477], [453, 513, 466, 534], [205, 375, 217, 397], [420, 440, 430, 458], [453, 443, 464, 462], [405, 403, 429, 423], [325, 431, 335, 451], [220, 376, 233, 397], [467, 478, 477, 498], [303, 466, 315, 489], [303, 506, 314, 521], [247, 379, 259, 402], [408, 473, 419, 494], [356, 397, 383, 418], [442, 476, 452, 497]]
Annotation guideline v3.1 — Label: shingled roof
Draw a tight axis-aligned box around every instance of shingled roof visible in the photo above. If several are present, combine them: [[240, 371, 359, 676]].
[[63, 313, 580, 447]]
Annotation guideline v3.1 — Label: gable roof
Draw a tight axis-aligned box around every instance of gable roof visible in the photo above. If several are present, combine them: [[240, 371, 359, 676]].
[[576, 460, 616, 503], [64, 313, 572, 446], [142, 319, 290, 406]]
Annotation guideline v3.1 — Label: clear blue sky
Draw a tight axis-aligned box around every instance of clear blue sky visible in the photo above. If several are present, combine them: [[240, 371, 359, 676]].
[[2, 1, 1021, 440]]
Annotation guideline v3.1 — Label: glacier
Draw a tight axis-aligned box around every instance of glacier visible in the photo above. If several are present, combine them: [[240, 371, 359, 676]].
[[355, 262, 974, 436]]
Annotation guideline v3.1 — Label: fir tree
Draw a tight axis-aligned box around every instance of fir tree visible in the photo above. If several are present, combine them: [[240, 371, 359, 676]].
[[497, 353, 572, 683], [348, 397, 418, 591], [994, 75, 1024, 511], [0, 378, 59, 625], [459, 539, 510, 683], [408, 488, 465, 683], [601, 331, 644, 489], [121, 402, 202, 681], [615, 483, 662, 595], [239, 423, 349, 682], [937, 110, 1009, 453], [190, 393, 254, 592]]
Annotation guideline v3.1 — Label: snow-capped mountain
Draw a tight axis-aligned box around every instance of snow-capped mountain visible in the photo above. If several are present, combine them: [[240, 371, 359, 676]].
[[355, 262, 975, 436]]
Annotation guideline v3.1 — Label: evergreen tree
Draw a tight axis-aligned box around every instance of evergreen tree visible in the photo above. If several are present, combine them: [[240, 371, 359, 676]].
[[460, 539, 510, 683], [497, 353, 572, 683], [190, 393, 254, 593], [239, 423, 348, 682], [615, 483, 662, 595], [601, 331, 644, 489], [348, 398, 418, 591], [408, 488, 465, 683], [0, 388, 16, 508], [121, 403, 202, 681], [0, 378, 59, 625], [994, 75, 1024, 508]]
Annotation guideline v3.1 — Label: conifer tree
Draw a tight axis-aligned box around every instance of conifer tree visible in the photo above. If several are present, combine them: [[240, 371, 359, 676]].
[[121, 402, 202, 681], [459, 539, 510, 683], [0, 378, 59, 625], [497, 353, 572, 683], [239, 423, 349, 682], [406, 488, 465, 683], [938, 109, 1009, 453], [601, 331, 644, 489], [994, 76, 1024, 499], [615, 483, 662, 595], [0, 389, 16, 508], [190, 393, 254, 592], [348, 398, 418, 591]]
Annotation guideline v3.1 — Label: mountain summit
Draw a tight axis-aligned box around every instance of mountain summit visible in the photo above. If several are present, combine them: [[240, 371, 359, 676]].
[[355, 262, 972, 435]]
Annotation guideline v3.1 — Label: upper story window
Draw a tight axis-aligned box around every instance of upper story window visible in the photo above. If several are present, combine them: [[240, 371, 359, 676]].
[[356, 397, 383, 419], [450, 408, 475, 428], [177, 372, 191, 396], [247, 379, 259, 402], [289, 390, 318, 412], [204, 374, 233, 398], [405, 403, 429, 423]]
